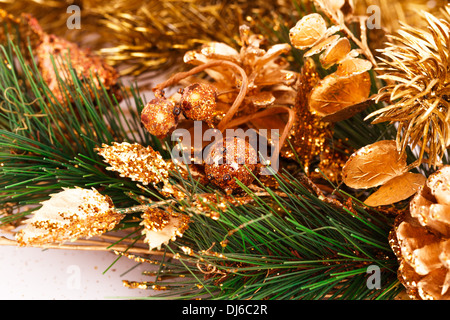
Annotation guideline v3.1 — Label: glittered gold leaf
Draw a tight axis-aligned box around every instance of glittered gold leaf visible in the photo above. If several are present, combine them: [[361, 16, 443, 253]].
[[309, 71, 371, 120], [342, 140, 408, 189], [97, 142, 172, 186], [140, 209, 190, 251], [289, 13, 327, 50], [335, 57, 372, 77], [320, 37, 351, 69], [96, 142, 186, 198], [364, 172, 426, 206], [15, 188, 122, 246], [304, 34, 340, 58]]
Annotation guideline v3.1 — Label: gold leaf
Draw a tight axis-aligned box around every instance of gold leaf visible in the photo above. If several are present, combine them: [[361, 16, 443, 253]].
[[304, 34, 340, 58], [309, 71, 371, 119], [320, 98, 371, 123], [335, 57, 372, 77], [342, 140, 408, 189], [289, 13, 327, 50], [320, 37, 351, 69], [365, 172, 426, 206]]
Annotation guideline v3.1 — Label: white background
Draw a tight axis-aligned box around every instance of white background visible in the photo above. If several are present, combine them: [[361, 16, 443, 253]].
[[0, 241, 159, 299]]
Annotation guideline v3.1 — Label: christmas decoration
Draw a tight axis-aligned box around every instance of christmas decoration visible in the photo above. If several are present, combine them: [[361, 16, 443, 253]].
[[140, 208, 190, 251], [15, 188, 122, 246], [182, 24, 298, 123], [12, 12, 119, 104], [289, 11, 372, 122], [140, 97, 180, 138], [342, 140, 426, 206], [1, 1, 450, 302], [204, 136, 258, 193], [390, 166, 450, 300], [0, 0, 303, 76], [179, 83, 218, 126], [96, 142, 185, 198], [366, 10, 450, 167]]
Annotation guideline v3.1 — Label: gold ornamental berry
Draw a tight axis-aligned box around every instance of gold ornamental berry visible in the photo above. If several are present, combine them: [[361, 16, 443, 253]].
[[180, 83, 218, 125], [204, 136, 257, 193], [141, 97, 179, 138]]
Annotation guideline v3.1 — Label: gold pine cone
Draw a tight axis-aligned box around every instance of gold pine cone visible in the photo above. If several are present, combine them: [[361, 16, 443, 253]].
[[390, 166, 450, 300]]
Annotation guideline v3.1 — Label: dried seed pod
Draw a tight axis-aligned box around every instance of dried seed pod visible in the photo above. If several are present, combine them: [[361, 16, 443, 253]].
[[180, 83, 218, 125], [204, 136, 258, 193], [342, 140, 408, 189], [141, 97, 179, 138], [289, 13, 327, 50]]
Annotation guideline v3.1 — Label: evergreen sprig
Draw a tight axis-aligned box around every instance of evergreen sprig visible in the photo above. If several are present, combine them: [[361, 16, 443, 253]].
[[0, 39, 151, 214], [135, 168, 402, 300], [0, 22, 402, 300]]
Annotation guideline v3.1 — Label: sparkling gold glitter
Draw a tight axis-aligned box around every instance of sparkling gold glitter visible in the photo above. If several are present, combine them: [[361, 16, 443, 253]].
[[281, 58, 347, 181], [204, 136, 258, 193], [97, 142, 184, 198], [15, 188, 122, 246], [140, 208, 190, 250], [180, 83, 218, 126], [141, 97, 179, 138]]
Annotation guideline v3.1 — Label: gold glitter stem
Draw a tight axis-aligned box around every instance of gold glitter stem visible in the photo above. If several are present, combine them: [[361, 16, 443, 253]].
[[115, 200, 176, 215], [0, 236, 154, 255]]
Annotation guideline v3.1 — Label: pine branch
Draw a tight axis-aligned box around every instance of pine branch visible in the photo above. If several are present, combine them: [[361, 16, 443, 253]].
[[0, 39, 156, 213], [122, 167, 401, 300], [0, 15, 402, 300]]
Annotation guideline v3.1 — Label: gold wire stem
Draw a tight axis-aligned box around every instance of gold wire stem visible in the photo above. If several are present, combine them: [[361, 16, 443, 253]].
[[152, 59, 248, 132]]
